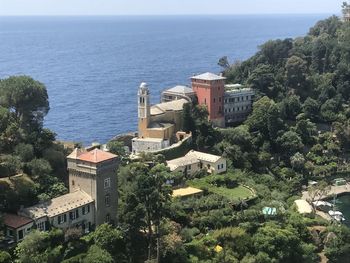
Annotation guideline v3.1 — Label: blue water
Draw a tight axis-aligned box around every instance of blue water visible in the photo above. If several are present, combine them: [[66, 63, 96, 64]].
[[0, 15, 328, 144], [336, 194, 350, 227]]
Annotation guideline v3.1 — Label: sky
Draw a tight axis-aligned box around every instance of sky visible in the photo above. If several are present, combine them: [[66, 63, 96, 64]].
[[0, 0, 345, 16]]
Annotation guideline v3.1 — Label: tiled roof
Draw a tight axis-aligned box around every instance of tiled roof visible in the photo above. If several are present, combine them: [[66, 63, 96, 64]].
[[76, 148, 117, 163], [150, 99, 187, 115], [191, 72, 226, 81], [22, 190, 94, 219], [166, 156, 199, 171], [165, 85, 194, 94], [172, 187, 203, 197], [186, 150, 222, 163], [67, 148, 85, 159], [3, 213, 33, 229]]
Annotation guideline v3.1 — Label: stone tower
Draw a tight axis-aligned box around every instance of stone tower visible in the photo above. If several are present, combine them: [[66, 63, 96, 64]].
[[191, 72, 226, 128], [67, 148, 119, 227], [138, 82, 150, 138]]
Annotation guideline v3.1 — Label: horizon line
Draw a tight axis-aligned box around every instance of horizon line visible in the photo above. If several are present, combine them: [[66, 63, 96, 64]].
[[0, 12, 336, 17]]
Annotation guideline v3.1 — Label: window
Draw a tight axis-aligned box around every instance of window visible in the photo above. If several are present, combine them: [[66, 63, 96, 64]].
[[217, 164, 220, 170], [72, 180, 75, 186], [104, 178, 111, 189], [105, 194, 111, 207], [213, 98, 216, 103], [187, 165, 192, 170], [70, 209, 79, 221], [221, 164, 224, 169], [18, 230, 24, 240], [7, 229, 14, 237], [106, 214, 110, 223], [204, 98, 206, 104], [37, 221, 45, 231], [82, 204, 90, 215], [58, 214, 67, 224]]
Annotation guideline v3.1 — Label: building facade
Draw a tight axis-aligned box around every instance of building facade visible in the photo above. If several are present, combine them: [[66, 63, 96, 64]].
[[19, 190, 95, 233], [11, 148, 119, 238], [224, 84, 255, 124], [3, 214, 34, 242], [67, 148, 119, 226], [167, 150, 227, 176], [191, 72, 226, 128]]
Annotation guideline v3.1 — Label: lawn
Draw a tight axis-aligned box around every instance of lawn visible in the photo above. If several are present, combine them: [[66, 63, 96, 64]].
[[188, 174, 255, 201]]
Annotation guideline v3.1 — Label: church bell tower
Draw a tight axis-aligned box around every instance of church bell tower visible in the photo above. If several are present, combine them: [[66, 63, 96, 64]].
[[138, 82, 150, 138]]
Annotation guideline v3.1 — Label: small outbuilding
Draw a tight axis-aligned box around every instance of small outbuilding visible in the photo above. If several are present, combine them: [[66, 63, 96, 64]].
[[172, 187, 203, 198], [294, 199, 313, 214], [3, 213, 34, 242]]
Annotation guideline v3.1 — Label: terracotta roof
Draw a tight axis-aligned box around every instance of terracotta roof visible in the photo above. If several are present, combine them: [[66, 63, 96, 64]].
[[3, 213, 33, 229], [76, 148, 117, 163], [22, 190, 94, 219], [67, 148, 86, 159], [191, 72, 226, 81]]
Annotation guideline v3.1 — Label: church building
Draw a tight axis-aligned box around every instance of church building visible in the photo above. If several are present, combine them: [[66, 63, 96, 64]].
[[132, 82, 188, 153]]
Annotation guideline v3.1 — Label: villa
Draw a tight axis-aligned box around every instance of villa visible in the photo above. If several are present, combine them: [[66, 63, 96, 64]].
[[166, 150, 227, 175], [3, 147, 119, 242]]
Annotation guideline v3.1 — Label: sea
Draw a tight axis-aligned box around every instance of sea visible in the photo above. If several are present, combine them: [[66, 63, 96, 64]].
[[0, 14, 330, 144]]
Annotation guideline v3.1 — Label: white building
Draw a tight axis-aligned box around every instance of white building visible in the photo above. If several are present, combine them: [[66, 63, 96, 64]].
[[224, 84, 255, 124], [19, 190, 95, 233], [167, 150, 227, 176]]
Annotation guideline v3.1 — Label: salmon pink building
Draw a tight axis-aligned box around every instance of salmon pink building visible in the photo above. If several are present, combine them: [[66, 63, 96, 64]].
[[191, 72, 226, 127]]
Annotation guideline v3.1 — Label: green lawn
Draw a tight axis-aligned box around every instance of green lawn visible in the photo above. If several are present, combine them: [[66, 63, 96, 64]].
[[188, 175, 255, 201]]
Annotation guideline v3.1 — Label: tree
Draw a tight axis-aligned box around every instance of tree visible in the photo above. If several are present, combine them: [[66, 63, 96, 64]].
[[277, 130, 303, 157], [320, 99, 339, 122], [253, 223, 316, 263], [285, 56, 309, 99], [295, 117, 317, 145], [246, 64, 278, 98], [246, 96, 275, 137], [83, 223, 125, 260], [280, 95, 302, 120], [15, 230, 63, 263], [212, 227, 251, 261], [83, 245, 114, 263], [307, 181, 331, 212], [302, 98, 319, 120], [14, 143, 34, 162], [182, 103, 194, 133], [218, 56, 230, 69], [107, 140, 126, 157], [136, 164, 172, 262], [0, 76, 49, 132], [290, 152, 306, 172], [0, 251, 11, 263]]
